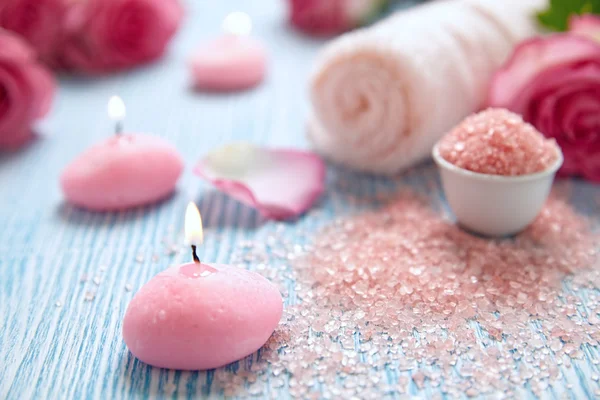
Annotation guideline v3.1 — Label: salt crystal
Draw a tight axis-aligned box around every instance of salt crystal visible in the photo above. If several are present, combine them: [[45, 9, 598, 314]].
[[203, 190, 599, 399], [437, 108, 560, 176]]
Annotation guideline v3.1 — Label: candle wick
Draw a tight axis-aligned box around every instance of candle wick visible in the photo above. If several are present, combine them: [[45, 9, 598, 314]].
[[191, 245, 200, 264], [115, 121, 123, 136]]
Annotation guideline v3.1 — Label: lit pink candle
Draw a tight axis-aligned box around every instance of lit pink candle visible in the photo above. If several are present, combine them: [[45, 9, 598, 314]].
[[122, 202, 283, 370], [61, 96, 183, 211], [190, 12, 268, 91]]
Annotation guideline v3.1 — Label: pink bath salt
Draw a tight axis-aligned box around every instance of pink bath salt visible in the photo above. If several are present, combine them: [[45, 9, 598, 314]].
[[437, 108, 560, 176], [61, 134, 183, 211], [122, 263, 283, 370], [189, 35, 267, 91]]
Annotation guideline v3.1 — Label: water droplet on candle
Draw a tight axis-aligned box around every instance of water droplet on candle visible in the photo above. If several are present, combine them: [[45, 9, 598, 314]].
[[179, 263, 218, 278]]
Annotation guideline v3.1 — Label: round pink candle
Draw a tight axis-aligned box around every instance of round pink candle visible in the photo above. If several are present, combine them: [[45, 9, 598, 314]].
[[190, 12, 267, 91], [61, 97, 183, 210], [437, 108, 560, 176], [122, 262, 283, 370], [122, 203, 283, 370]]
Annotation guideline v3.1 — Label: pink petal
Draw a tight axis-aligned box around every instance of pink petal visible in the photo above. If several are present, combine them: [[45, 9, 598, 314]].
[[194, 143, 326, 220], [570, 14, 600, 42], [488, 34, 600, 109]]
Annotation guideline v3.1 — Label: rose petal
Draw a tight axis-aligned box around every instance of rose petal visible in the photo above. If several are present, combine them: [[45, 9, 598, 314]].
[[194, 143, 326, 220], [525, 65, 600, 137], [0, 30, 35, 63], [570, 14, 600, 43], [488, 34, 600, 109]]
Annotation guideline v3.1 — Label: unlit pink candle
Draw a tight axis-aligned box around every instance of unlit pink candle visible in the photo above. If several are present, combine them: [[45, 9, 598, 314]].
[[190, 12, 267, 91]]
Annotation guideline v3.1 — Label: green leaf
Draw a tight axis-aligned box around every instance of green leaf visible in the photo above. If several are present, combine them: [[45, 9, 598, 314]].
[[537, 0, 600, 31]]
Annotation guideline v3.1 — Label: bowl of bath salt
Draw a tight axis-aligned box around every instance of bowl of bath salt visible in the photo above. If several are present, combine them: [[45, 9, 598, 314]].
[[433, 108, 563, 237]]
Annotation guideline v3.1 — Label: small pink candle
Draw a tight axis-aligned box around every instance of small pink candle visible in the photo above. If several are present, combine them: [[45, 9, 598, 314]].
[[61, 96, 183, 211], [190, 12, 267, 91], [122, 203, 283, 370]]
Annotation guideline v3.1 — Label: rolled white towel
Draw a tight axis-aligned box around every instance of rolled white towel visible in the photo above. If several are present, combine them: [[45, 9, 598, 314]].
[[309, 0, 546, 174]]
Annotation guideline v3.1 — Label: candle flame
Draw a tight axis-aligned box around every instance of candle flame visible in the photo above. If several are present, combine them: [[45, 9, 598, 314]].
[[108, 96, 126, 121], [185, 202, 203, 246], [222, 11, 252, 36]]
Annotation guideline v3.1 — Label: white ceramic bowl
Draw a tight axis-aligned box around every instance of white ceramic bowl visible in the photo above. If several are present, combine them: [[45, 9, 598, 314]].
[[432, 144, 564, 237]]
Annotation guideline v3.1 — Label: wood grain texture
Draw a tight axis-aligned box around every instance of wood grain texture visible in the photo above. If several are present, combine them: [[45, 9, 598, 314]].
[[1, 1, 599, 399]]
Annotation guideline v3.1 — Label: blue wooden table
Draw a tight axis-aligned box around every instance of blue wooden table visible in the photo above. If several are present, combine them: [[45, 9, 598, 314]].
[[2, 1, 600, 399]]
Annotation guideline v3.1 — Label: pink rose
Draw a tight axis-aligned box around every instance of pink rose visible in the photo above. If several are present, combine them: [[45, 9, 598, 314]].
[[0, 0, 68, 64], [288, 0, 387, 36], [488, 34, 600, 182], [570, 14, 600, 42], [61, 0, 183, 73], [0, 30, 55, 149]]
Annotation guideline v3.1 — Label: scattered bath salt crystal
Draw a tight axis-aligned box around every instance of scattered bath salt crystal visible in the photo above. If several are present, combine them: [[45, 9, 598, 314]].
[[55, 301, 62, 308], [135, 254, 145, 263], [125, 283, 133, 292], [205, 190, 599, 398], [84, 291, 96, 302], [412, 371, 427, 389], [93, 276, 102, 286], [165, 244, 179, 256], [438, 108, 560, 176], [163, 382, 177, 396]]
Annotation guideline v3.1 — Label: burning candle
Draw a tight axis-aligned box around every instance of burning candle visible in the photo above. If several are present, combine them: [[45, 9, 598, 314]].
[[189, 11, 268, 91], [60, 96, 184, 211], [122, 202, 283, 370]]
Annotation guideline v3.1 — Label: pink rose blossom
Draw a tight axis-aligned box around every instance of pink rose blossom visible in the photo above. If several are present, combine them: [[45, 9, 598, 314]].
[[61, 0, 183, 73], [289, 0, 348, 35], [0, 30, 55, 149], [0, 0, 68, 64], [288, 0, 386, 36], [570, 14, 600, 42], [488, 34, 600, 182]]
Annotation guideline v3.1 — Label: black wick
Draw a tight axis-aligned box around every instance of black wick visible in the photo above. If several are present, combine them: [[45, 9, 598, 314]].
[[191, 245, 200, 264], [115, 121, 123, 135]]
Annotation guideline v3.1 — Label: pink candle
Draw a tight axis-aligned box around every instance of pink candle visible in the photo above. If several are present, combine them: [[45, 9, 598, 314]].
[[190, 12, 267, 91], [122, 203, 283, 370], [61, 97, 183, 211]]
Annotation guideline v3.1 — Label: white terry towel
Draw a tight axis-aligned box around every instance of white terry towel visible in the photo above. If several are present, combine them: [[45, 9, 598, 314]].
[[309, 0, 546, 174]]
